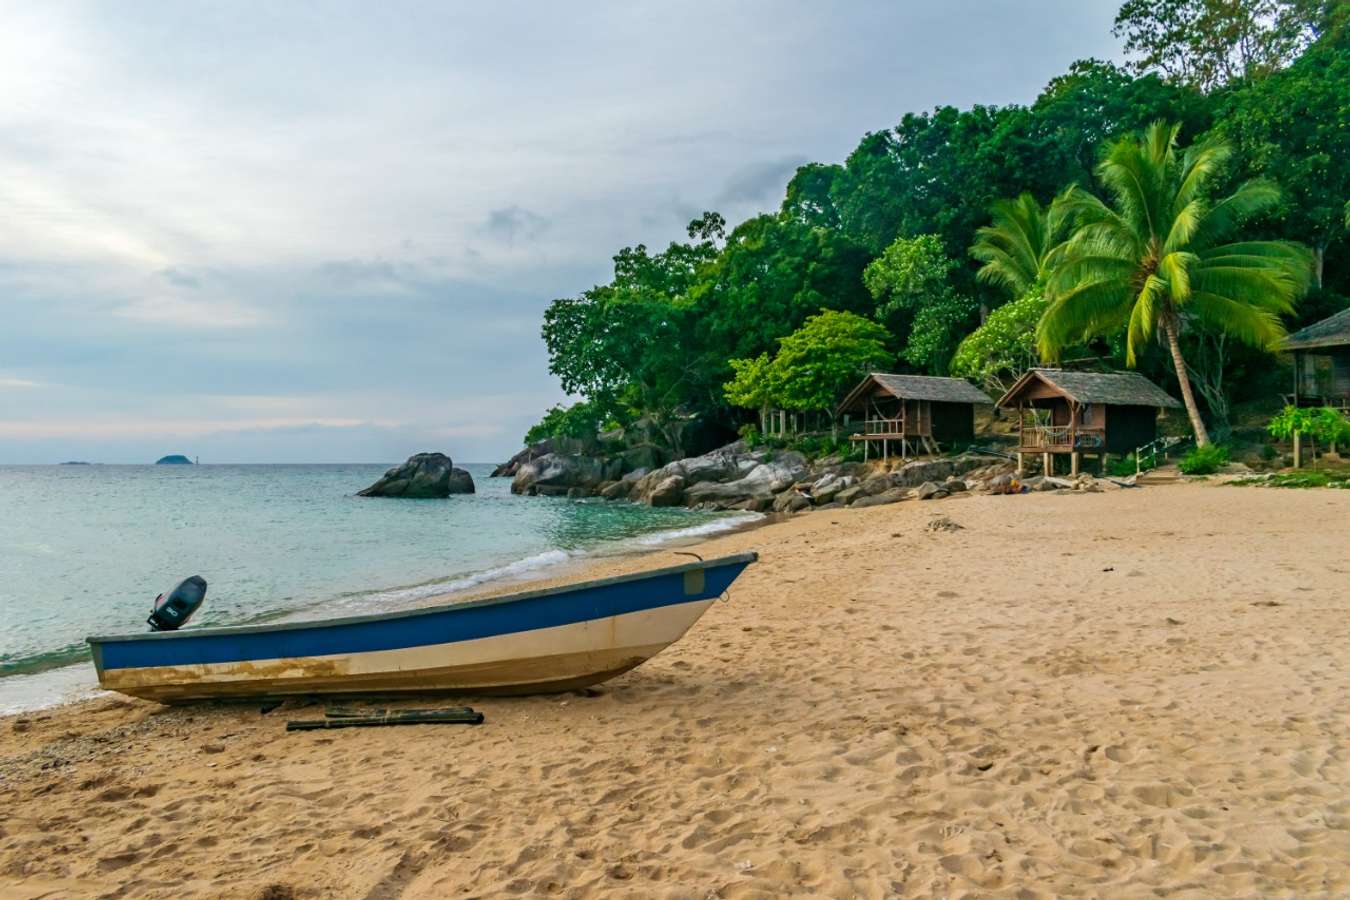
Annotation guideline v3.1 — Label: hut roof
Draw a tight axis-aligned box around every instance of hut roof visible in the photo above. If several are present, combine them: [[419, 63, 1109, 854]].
[[837, 373, 992, 414], [997, 368, 1182, 409], [1284, 307, 1350, 351]]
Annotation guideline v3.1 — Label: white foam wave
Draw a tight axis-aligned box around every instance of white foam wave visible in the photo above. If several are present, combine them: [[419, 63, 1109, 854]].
[[632, 511, 763, 545]]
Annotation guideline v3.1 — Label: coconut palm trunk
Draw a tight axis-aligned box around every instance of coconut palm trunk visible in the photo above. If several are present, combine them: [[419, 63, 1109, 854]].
[[1160, 318, 1210, 447]]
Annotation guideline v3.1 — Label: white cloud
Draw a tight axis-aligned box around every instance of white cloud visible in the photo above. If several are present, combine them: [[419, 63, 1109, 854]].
[[112, 296, 268, 328], [0, 1, 1124, 462]]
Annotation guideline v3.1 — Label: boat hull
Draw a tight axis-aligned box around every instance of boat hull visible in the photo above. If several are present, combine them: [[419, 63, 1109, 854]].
[[87, 553, 753, 702]]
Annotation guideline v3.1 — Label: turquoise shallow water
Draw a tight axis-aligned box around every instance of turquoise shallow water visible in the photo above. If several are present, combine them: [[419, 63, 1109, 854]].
[[0, 463, 751, 710]]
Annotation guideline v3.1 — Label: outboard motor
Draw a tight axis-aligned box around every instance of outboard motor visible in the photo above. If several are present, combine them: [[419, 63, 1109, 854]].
[[147, 575, 207, 631]]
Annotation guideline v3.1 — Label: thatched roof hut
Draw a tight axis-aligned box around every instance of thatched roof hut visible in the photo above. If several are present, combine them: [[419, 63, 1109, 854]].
[[996, 368, 1180, 474], [837, 373, 992, 458], [1283, 309, 1350, 408]]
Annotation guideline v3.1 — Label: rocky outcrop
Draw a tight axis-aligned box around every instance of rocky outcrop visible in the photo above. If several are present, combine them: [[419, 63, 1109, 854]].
[[499, 432, 1035, 515], [510, 453, 622, 497], [358, 453, 475, 498]]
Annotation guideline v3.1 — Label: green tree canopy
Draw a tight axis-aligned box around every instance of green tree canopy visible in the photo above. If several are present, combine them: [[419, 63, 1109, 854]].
[[540, 223, 723, 453], [1113, 0, 1331, 89], [1039, 121, 1313, 445], [864, 234, 977, 373], [725, 311, 892, 420], [523, 400, 611, 446], [950, 292, 1050, 396], [1215, 22, 1350, 290]]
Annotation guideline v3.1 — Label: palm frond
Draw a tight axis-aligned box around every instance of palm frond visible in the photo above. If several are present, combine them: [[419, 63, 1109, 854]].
[[1193, 261, 1301, 302], [1037, 278, 1132, 359], [1174, 135, 1231, 212], [1186, 291, 1288, 351], [1159, 251, 1198, 304], [1097, 136, 1158, 239], [1187, 180, 1282, 248], [1163, 199, 1204, 254], [1125, 275, 1164, 366]]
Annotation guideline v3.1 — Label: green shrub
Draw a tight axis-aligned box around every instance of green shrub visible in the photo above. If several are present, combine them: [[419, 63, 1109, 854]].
[[1178, 444, 1229, 475], [1268, 405, 1350, 445], [523, 400, 610, 445]]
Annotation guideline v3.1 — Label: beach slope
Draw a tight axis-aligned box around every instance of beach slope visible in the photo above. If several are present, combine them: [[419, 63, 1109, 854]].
[[2, 485, 1348, 897]]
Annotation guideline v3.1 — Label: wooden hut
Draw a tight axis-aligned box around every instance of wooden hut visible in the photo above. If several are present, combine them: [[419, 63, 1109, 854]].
[[996, 368, 1181, 476], [1284, 307, 1350, 410], [837, 373, 993, 459]]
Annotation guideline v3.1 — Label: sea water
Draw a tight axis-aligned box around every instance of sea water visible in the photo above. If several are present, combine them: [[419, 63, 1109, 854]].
[[0, 463, 755, 712]]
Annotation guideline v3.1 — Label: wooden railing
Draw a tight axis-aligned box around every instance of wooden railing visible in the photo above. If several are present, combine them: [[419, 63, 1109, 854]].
[[1019, 426, 1105, 450], [859, 417, 906, 436]]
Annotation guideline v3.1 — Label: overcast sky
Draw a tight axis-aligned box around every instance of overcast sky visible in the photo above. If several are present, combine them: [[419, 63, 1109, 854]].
[[0, 1, 1122, 464]]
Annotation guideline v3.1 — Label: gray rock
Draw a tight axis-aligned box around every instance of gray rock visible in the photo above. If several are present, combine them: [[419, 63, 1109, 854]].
[[619, 444, 664, 474], [810, 473, 853, 504], [510, 453, 613, 495], [684, 455, 809, 506], [852, 488, 908, 508], [599, 481, 630, 500], [860, 473, 894, 496], [772, 491, 811, 513], [447, 467, 476, 495], [647, 475, 686, 507], [944, 478, 968, 493], [916, 481, 949, 501], [358, 452, 475, 498], [836, 485, 867, 506]]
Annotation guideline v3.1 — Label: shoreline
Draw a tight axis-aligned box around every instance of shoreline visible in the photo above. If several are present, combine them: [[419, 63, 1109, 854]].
[[0, 505, 769, 716], [3, 484, 1348, 897]]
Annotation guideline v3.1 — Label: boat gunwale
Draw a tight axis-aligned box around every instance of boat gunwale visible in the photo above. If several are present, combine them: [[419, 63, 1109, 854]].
[[86, 551, 757, 646]]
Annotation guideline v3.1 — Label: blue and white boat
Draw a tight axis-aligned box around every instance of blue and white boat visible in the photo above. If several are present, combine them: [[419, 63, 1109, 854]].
[[87, 552, 756, 703]]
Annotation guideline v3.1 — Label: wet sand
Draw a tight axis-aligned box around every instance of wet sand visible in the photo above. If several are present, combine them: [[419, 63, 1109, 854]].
[[2, 484, 1348, 898]]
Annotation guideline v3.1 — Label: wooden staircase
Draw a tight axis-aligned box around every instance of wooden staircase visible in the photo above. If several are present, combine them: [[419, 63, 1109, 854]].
[[1135, 464, 1181, 485]]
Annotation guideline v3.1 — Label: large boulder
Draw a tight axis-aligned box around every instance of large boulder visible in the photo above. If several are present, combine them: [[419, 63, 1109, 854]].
[[359, 453, 475, 498], [916, 481, 949, 501], [510, 453, 618, 496], [852, 488, 907, 509], [630, 442, 752, 504], [683, 453, 809, 506], [808, 473, 853, 504], [772, 491, 811, 513], [835, 484, 867, 506], [647, 474, 687, 507]]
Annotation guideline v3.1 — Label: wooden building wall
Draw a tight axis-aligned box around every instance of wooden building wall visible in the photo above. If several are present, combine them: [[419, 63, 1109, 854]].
[[930, 401, 975, 444], [1103, 405, 1160, 454]]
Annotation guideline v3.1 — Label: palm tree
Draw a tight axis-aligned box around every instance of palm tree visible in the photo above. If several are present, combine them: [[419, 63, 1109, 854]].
[[1038, 121, 1312, 446], [970, 190, 1074, 298]]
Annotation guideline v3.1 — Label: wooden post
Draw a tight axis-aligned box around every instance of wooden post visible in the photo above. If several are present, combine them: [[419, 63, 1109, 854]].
[[1017, 452, 1025, 476], [1043, 452, 1052, 476], [883, 438, 888, 460], [1293, 431, 1302, 468], [1070, 452, 1079, 477]]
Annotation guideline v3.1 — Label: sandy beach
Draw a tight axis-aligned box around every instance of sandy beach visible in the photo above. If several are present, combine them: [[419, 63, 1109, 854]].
[[2, 483, 1349, 898]]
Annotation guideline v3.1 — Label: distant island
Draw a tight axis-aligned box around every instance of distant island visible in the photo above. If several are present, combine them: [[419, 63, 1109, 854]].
[[155, 455, 194, 465], [59, 461, 92, 466]]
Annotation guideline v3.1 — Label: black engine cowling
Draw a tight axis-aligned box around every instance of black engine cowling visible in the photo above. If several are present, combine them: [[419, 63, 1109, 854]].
[[148, 575, 207, 631]]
